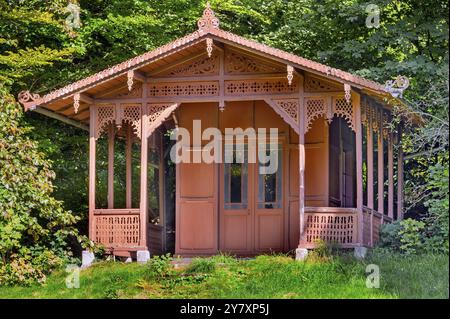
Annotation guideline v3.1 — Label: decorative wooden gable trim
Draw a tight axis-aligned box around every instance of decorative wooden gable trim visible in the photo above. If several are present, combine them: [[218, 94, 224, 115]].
[[152, 52, 219, 77], [304, 75, 343, 92], [224, 49, 284, 74]]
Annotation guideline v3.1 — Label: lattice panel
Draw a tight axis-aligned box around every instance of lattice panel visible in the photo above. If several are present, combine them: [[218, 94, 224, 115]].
[[333, 98, 355, 131], [121, 104, 142, 138], [96, 105, 115, 139], [94, 215, 140, 248], [225, 50, 283, 74], [305, 98, 327, 133], [225, 79, 298, 95], [148, 82, 219, 97], [157, 53, 219, 77], [304, 213, 356, 245]]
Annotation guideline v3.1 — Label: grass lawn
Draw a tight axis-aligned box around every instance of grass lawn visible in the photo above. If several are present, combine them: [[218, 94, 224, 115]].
[[0, 251, 448, 299]]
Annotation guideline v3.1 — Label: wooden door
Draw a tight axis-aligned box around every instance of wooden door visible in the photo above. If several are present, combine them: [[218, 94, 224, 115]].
[[219, 143, 285, 254], [176, 150, 218, 255]]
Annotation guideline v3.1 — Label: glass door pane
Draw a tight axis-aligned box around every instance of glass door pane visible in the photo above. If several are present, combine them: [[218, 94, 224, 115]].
[[258, 144, 282, 209], [224, 146, 248, 210]]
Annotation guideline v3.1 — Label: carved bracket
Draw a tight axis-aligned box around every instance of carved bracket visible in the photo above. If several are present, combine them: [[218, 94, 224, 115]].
[[147, 103, 180, 138], [265, 98, 299, 135]]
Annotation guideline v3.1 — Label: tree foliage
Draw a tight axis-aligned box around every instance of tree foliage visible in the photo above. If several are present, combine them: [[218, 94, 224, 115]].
[[0, 85, 88, 285]]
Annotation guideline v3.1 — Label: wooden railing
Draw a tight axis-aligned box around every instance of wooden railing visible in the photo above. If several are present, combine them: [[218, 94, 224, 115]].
[[300, 207, 359, 248], [362, 206, 388, 247], [93, 209, 141, 250]]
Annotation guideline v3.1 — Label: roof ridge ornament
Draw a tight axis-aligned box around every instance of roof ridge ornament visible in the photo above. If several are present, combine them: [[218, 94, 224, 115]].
[[385, 75, 409, 98], [198, 2, 219, 31]]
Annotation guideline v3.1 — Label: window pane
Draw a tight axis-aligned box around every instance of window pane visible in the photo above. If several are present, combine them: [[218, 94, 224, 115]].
[[224, 146, 247, 210], [230, 163, 242, 203]]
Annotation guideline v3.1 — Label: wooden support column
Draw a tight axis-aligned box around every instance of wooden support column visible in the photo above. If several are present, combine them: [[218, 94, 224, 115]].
[[107, 124, 115, 209], [377, 112, 384, 219], [353, 91, 364, 246], [366, 116, 374, 246], [126, 124, 133, 209], [139, 84, 149, 249], [88, 105, 96, 240], [298, 76, 306, 246], [388, 133, 394, 219], [367, 121, 374, 209], [397, 126, 404, 220]]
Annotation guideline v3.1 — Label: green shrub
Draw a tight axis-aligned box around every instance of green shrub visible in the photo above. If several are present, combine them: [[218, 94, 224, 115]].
[[379, 219, 427, 254], [379, 221, 402, 250], [147, 254, 173, 279], [399, 219, 426, 254]]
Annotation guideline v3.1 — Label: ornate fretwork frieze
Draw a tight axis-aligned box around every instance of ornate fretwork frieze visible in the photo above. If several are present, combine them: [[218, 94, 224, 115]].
[[148, 82, 219, 97], [225, 79, 298, 95]]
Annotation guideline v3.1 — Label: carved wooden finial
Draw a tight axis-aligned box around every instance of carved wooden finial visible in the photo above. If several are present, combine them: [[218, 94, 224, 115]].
[[198, 2, 219, 30]]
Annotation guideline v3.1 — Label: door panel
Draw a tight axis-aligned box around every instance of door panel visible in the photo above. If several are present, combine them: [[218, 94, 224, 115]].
[[255, 144, 284, 252], [219, 148, 253, 253], [179, 201, 215, 250]]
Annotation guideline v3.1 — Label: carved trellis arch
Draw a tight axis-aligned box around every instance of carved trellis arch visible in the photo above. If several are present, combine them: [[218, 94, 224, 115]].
[[94, 104, 142, 139], [304, 95, 356, 134]]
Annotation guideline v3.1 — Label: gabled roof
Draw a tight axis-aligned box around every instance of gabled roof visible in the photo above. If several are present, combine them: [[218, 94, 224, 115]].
[[18, 4, 402, 122]]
